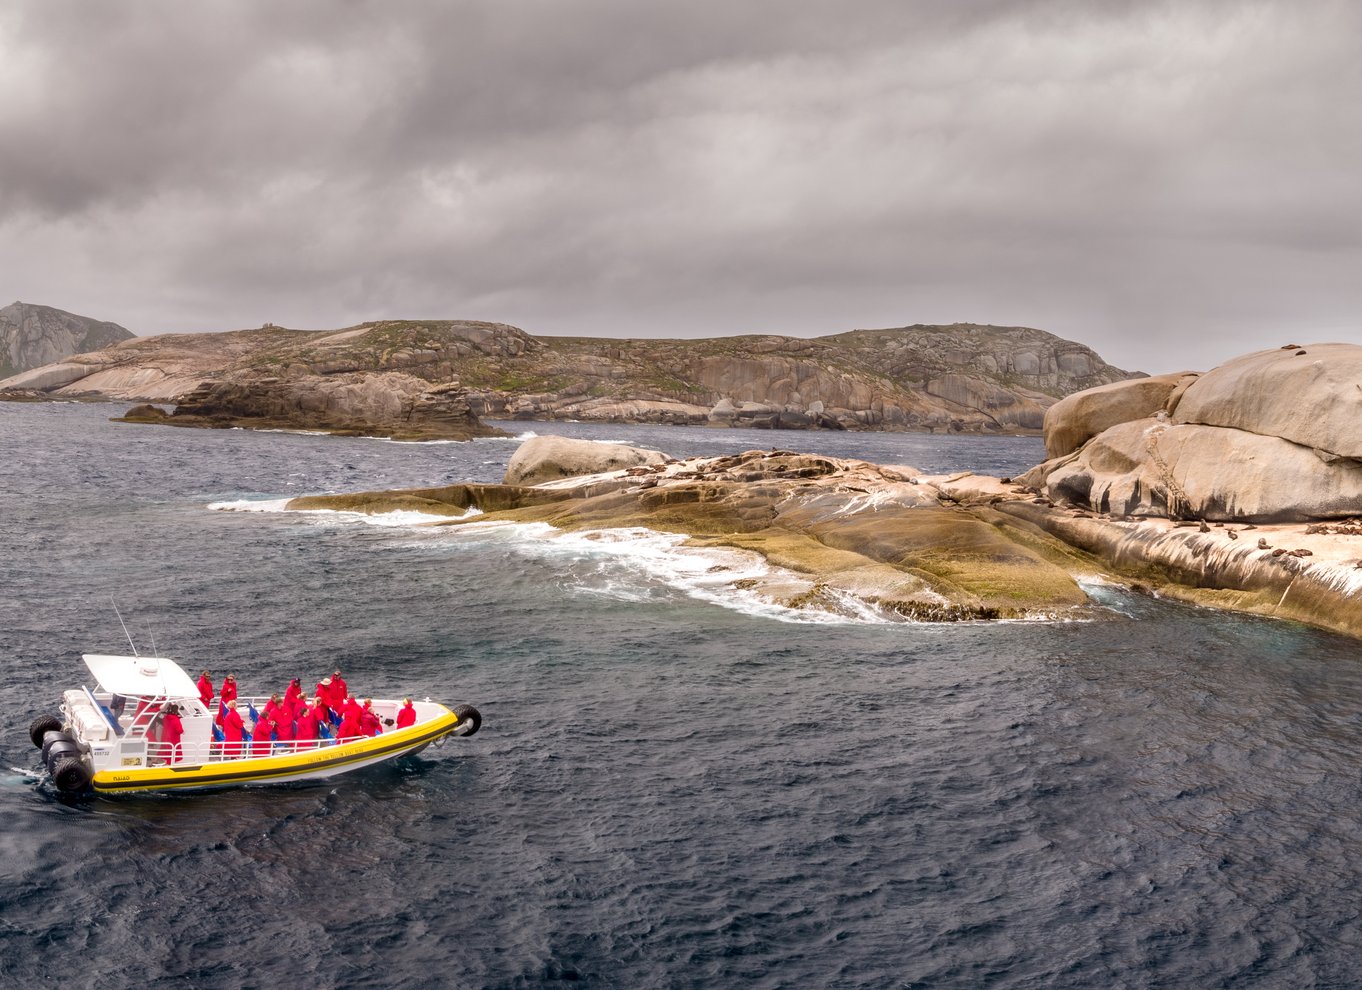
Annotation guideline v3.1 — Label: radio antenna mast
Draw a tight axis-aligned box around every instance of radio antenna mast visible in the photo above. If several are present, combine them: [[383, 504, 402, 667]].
[[111, 599, 139, 657]]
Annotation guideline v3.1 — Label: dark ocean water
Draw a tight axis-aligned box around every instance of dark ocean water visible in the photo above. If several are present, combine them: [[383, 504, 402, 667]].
[[4, 403, 1362, 989]]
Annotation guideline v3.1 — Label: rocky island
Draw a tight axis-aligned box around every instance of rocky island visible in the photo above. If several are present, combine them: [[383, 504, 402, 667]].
[[280, 343, 1362, 641], [0, 301, 134, 382], [1, 316, 1138, 440]]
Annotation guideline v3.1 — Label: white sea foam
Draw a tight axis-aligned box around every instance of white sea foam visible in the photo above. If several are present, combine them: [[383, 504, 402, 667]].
[[337, 508, 480, 527], [208, 498, 480, 527], [447, 521, 888, 624], [206, 500, 1091, 626], [375, 438, 469, 445], [208, 497, 295, 513], [475, 430, 538, 443]]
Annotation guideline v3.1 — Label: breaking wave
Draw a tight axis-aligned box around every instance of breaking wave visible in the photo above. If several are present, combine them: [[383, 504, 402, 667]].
[[207, 497, 481, 527], [446, 521, 893, 625]]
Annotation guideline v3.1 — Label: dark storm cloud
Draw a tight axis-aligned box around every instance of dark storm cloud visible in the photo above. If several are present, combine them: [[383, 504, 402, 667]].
[[2, 0, 1359, 371]]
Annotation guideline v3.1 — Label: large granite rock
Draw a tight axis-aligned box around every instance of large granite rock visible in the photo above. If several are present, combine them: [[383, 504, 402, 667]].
[[0, 302, 134, 378], [1027, 342, 1362, 522], [1172, 344, 1362, 458], [1045, 419, 1362, 522], [1042, 371, 1198, 458], [504, 436, 669, 486]]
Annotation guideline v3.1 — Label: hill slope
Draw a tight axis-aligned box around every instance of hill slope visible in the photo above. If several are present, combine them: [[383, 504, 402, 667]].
[[0, 318, 1140, 436]]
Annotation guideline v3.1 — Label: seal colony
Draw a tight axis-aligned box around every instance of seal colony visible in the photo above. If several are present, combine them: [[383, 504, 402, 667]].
[[283, 343, 1362, 640]]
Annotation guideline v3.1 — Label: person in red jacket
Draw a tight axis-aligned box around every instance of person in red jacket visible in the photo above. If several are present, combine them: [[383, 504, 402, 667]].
[[332, 670, 348, 701], [337, 708, 363, 740], [342, 694, 363, 721], [295, 701, 320, 747], [222, 700, 246, 757], [359, 699, 381, 737], [284, 678, 302, 707], [315, 677, 335, 714], [396, 698, 417, 729], [250, 711, 275, 757], [197, 671, 214, 707], [273, 705, 296, 748], [220, 674, 238, 707], [160, 703, 185, 763]]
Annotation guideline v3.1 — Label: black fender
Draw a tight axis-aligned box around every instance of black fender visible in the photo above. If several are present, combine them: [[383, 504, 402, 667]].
[[44, 739, 82, 771], [29, 714, 63, 749], [452, 704, 481, 737], [41, 730, 74, 763], [50, 757, 92, 794]]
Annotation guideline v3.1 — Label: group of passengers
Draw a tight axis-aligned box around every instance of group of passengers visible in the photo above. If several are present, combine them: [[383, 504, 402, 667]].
[[150, 670, 419, 763]]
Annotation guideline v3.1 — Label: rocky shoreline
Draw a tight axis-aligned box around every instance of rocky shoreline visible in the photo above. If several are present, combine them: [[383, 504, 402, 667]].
[[281, 339, 1362, 640], [287, 441, 1110, 623], [940, 476, 1362, 639], [283, 443, 1362, 639]]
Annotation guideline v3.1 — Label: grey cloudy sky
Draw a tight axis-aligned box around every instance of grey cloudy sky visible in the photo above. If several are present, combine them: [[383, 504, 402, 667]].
[[2, 0, 1359, 374]]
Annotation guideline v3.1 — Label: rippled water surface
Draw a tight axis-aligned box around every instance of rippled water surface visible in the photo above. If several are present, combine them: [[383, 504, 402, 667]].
[[4, 403, 1362, 988]]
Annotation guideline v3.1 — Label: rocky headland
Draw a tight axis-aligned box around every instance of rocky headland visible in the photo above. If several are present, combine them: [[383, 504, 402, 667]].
[[281, 343, 1362, 639], [1, 316, 1138, 439]]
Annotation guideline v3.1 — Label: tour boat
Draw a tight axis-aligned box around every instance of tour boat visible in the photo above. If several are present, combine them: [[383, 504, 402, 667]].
[[29, 653, 481, 794]]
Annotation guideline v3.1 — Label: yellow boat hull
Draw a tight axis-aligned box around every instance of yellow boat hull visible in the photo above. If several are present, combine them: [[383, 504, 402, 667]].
[[91, 709, 465, 794]]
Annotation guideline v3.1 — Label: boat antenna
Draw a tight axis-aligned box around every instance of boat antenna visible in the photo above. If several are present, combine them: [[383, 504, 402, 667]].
[[111, 599, 139, 657], [147, 625, 159, 657]]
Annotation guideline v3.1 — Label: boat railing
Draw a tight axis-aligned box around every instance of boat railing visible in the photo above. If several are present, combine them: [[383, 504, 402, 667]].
[[146, 731, 376, 766]]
